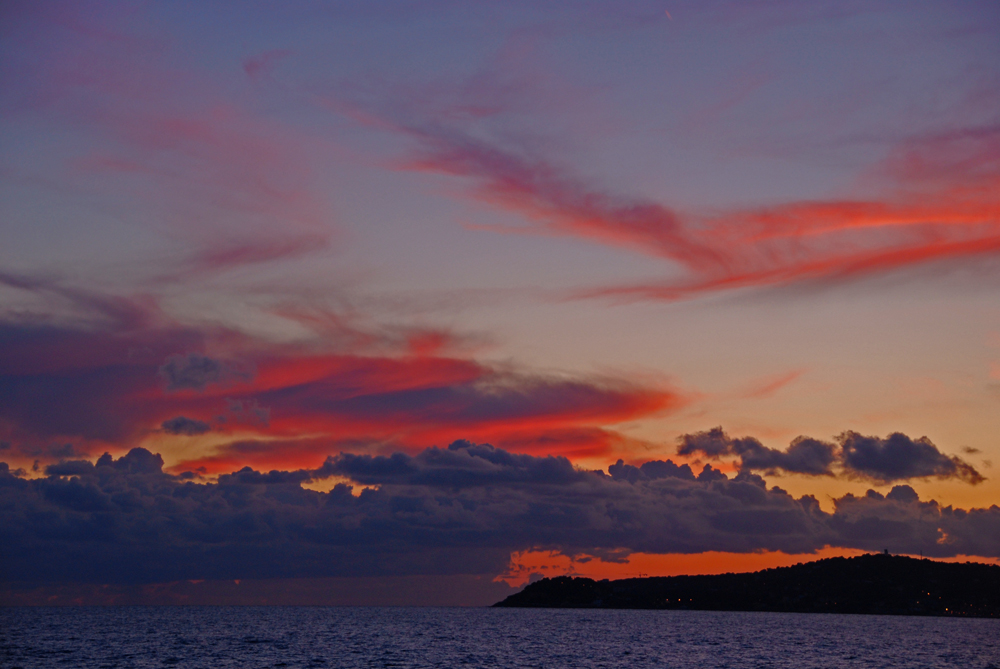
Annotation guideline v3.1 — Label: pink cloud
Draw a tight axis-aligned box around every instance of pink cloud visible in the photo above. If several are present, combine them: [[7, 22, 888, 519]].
[[0, 276, 681, 472], [415, 124, 1000, 300], [243, 49, 294, 79], [739, 369, 806, 400], [333, 70, 1000, 301], [10, 5, 332, 280]]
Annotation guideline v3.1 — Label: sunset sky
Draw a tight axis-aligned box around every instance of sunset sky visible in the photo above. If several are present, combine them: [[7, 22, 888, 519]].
[[2, 1, 1000, 605]]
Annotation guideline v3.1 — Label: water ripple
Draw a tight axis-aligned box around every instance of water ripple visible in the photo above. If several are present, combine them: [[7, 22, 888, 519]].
[[1, 606, 998, 668]]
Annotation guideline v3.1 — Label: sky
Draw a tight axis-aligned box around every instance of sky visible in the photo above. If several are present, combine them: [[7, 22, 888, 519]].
[[1, 0, 999, 606]]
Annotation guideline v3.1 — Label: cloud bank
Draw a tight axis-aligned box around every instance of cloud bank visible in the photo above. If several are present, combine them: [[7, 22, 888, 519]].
[[3, 441, 998, 587], [677, 427, 983, 484]]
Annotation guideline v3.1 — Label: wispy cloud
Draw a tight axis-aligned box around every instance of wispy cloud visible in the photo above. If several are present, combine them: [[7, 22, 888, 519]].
[[0, 276, 680, 470], [5, 3, 332, 281], [335, 69, 1000, 301], [243, 49, 294, 80]]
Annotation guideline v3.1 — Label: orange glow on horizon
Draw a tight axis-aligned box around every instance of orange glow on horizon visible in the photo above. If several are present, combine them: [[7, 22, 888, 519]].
[[497, 549, 1000, 588], [497, 547, 872, 587]]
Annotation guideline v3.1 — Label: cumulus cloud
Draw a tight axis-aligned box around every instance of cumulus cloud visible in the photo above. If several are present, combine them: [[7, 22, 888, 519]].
[[837, 431, 984, 484], [318, 439, 585, 487], [608, 458, 696, 483], [737, 437, 838, 477], [3, 442, 998, 587], [675, 427, 981, 484], [161, 416, 212, 436], [677, 427, 732, 458]]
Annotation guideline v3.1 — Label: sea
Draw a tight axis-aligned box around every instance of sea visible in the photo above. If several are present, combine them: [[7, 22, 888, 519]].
[[2, 606, 998, 668]]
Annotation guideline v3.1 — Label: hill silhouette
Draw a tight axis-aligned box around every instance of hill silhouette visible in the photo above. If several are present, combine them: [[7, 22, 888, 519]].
[[493, 554, 1000, 617]]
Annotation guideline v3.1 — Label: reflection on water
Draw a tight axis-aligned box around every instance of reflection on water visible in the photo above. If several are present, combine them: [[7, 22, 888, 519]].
[[2, 606, 999, 668]]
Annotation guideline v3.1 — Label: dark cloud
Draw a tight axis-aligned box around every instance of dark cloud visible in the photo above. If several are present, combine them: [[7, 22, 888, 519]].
[[677, 428, 837, 476], [161, 416, 211, 436], [159, 353, 249, 392], [675, 428, 980, 483], [886, 485, 920, 504], [641, 459, 697, 481], [317, 440, 584, 487], [0, 441, 87, 461], [3, 443, 998, 588], [838, 431, 984, 484], [608, 458, 696, 483], [222, 466, 314, 486], [828, 487, 1000, 558], [676, 427, 731, 458], [220, 398, 270, 427], [104, 448, 165, 474], [45, 460, 97, 477], [735, 436, 837, 477]]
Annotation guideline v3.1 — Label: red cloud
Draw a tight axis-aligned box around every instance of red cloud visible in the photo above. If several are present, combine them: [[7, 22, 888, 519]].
[[0, 276, 681, 473], [194, 354, 679, 462], [356, 86, 1000, 300], [166, 356, 680, 473]]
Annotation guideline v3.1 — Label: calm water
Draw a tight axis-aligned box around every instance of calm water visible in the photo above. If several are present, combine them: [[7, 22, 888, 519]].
[[2, 607, 999, 668]]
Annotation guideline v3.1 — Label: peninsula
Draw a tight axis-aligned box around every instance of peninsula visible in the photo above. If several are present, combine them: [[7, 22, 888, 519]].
[[493, 554, 1000, 617]]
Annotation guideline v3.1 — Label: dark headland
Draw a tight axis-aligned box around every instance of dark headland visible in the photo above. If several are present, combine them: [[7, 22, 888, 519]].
[[493, 554, 1000, 617]]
